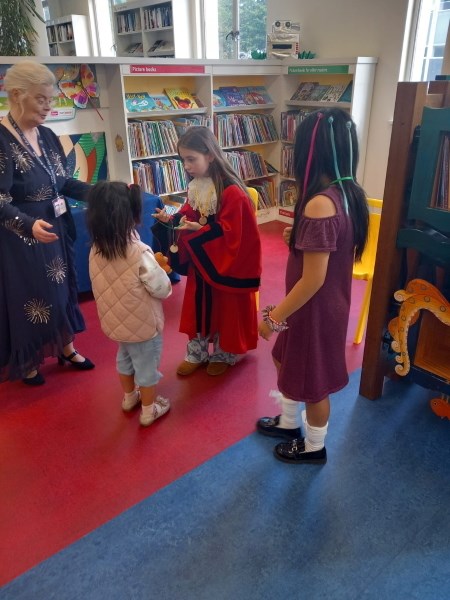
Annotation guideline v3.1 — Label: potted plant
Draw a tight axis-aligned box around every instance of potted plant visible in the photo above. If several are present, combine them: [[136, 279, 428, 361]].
[[0, 0, 44, 56]]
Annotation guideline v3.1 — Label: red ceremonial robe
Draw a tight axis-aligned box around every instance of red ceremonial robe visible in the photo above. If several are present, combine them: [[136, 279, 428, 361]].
[[172, 183, 262, 354]]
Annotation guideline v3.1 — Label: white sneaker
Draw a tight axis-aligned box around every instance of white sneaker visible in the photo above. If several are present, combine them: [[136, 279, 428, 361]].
[[122, 390, 141, 412], [139, 395, 170, 427]]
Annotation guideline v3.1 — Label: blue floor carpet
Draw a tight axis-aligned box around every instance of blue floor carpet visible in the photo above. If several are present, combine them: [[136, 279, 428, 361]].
[[3, 371, 450, 600]]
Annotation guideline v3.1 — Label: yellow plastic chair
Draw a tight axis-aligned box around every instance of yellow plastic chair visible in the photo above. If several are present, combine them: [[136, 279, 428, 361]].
[[352, 198, 383, 344], [246, 186, 259, 211], [247, 187, 260, 310]]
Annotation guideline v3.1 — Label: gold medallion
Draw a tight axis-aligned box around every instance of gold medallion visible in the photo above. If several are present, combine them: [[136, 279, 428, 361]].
[[199, 216, 207, 225], [169, 244, 179, 253]]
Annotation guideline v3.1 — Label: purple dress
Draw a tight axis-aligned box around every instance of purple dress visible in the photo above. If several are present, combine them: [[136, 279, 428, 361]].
[[272, 186, 354, 402]]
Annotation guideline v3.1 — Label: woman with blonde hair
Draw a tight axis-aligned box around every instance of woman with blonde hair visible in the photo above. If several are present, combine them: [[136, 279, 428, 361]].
[[0, 61, 94, 386]]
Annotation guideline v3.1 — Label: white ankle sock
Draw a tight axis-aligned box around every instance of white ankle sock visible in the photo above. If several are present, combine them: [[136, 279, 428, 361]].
[[124, 390, 139, 402], [304, 420, 328, 452], [279, 395, 300, 429]]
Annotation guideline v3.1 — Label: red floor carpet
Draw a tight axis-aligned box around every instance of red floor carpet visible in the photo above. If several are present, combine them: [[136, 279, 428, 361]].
[[0, 221, 366, 585]]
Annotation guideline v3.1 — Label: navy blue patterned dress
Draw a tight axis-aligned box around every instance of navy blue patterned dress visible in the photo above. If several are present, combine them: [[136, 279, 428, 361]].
[[0, 124, 90, 381]]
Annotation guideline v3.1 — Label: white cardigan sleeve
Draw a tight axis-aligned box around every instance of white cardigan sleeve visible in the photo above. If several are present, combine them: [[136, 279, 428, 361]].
[[138, 250, 172, 299]]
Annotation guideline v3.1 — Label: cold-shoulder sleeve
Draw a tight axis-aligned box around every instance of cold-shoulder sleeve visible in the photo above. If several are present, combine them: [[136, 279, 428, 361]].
[[295, 214, 340, 252]]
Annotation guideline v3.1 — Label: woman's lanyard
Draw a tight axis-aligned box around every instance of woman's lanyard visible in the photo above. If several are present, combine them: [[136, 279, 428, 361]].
[[8, 113, 66, 217]]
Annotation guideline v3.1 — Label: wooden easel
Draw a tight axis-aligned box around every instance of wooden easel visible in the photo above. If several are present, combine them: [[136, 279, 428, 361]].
[[359, 79, 450, 400]]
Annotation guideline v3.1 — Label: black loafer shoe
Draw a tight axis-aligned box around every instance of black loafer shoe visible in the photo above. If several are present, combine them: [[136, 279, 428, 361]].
[[274, 439, 327, 464], [256, 415, 302, 440]]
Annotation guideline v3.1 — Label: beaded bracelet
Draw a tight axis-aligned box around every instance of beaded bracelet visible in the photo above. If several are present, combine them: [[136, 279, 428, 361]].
[[262, 305, 289, 332]]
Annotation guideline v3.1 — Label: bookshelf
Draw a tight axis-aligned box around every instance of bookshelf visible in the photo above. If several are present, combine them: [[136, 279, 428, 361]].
[[2, 57, 375, 224], [278, 58, 377, 220], [46, 15, 92, 57], [403, 106, 450, 232], [115, 59, 376, 223], [212, 71, 282, 216], [121, 65, 211, 197], [360, 80, 450, 402], [111, 0, 193, 59]]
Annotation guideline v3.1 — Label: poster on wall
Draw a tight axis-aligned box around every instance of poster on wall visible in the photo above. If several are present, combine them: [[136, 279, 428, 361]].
[[0, 63, 100, 121], [59, 132, 108, 184]]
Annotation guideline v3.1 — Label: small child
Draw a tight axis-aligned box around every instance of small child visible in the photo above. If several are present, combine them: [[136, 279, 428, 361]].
[[87, 181, 172, 426]]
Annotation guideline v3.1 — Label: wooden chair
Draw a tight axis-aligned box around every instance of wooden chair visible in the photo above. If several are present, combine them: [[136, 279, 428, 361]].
[[352, 198, 383, 344]]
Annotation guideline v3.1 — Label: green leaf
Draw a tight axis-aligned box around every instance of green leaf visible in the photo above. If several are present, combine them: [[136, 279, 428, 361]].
[[0, 0, 44, 56]]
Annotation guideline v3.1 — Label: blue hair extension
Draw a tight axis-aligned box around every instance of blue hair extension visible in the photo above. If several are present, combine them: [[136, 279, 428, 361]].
[[328, 116, 349, 214], [346, 120, 353, 179]]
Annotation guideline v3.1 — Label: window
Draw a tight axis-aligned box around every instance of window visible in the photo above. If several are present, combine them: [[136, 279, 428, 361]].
[[41, 1, 50, 21], [202, 0, 267, 60], [90, 0, 115, 56], [409, 0, 450, 80]]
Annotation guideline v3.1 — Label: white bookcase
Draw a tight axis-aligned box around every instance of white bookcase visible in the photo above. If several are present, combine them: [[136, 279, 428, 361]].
[[0, 56, 376, 225], [211, 67, 282, 217], [120, 64, 211, 198], [46, 15, 92, 57], [277, 57, 377, 220], [117, 58, 376, 222], [111, 0, 193, 59]]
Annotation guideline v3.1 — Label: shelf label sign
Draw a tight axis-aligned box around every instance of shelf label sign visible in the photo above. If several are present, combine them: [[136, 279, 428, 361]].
[[129, 65, 205, 74], [46, 107, 76, 121], [279, 208, 294, 218], [288, 65, 349, 74]]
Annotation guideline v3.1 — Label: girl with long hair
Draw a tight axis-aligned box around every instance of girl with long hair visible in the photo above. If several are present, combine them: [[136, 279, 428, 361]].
[[257, 108, 369, 464], [152, 126, 262, 377]]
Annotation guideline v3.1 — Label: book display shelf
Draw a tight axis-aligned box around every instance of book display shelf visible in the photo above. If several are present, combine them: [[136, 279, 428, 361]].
[[46, 15, 92, 57], [0, 56, 376, 225], [117, 58, 376, 223], [278, 58, 377, 220], [121, 65, 212, 198], [212, 71, 281, 216], [111, 0, 193, 59]]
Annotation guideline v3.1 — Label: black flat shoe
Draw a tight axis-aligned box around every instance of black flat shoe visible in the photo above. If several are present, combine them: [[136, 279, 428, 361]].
[[256, 415, 302, 440], [58, 350, 95, 370], [274, 439, 327, 465], [22, 372, 45, 386]]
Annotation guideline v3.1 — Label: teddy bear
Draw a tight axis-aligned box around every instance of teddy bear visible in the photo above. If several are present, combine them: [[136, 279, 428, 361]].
[[154, 251, 172, 274]]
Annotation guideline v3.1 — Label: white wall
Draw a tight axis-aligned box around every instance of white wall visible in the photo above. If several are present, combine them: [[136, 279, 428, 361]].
[[47, 0, 89, 18], [267, 0, 411, 199]]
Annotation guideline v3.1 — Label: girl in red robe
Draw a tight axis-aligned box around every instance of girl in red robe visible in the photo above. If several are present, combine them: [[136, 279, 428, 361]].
[[152, 126, 262, 376]]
